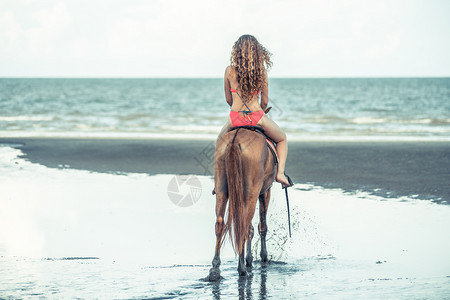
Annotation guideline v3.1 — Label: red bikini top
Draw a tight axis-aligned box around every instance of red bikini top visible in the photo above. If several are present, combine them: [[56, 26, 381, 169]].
[[230, 88, 260, 95]]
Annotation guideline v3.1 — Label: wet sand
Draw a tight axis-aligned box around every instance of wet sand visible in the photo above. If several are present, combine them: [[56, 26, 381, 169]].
[[1, 137, 449, 203]]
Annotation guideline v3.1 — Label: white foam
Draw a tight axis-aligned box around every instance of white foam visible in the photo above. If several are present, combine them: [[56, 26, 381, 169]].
[[286, 135, 450, 142], [0, 116, 54, 122], [1, 130, 450, 142], [158, 125, 223, 133], [351, 117, 387, 124], [0, 131, 219, 140]]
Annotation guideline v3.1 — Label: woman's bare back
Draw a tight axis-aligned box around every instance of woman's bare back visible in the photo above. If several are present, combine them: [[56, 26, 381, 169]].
[[224, 66, 268, 113]]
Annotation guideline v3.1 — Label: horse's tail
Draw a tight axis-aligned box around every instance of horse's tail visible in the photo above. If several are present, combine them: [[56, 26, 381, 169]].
[[225, 130, 247, 255]]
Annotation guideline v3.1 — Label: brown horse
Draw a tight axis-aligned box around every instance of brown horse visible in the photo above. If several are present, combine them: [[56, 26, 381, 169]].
[[206, 127, 276, 281]]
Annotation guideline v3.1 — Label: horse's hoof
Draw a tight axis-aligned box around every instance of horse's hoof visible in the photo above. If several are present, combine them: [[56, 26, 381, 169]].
[[238, 265, 247, 277], [260, 250, 268, 263], [246, 256, 253, 268], [205, 267, 221, 282], [212, 255, 221, 268]]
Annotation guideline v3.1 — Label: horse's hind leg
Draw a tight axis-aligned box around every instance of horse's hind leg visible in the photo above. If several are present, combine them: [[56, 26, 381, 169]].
[[238, 248, 246, 276], [245, 224, 254, 268], [243, 194, 258, 271], [259, 188, 271, 263], [206, 192, 228, 282]]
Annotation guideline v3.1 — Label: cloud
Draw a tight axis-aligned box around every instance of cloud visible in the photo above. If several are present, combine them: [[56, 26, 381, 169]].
[[363, 30, 403, 60], [68, 37, 91, 58], [25, 2, 72, 56], [0, 11, 24, 55]]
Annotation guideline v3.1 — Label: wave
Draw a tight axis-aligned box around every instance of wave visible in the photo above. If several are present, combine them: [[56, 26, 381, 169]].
[[1, 130, 450, 142], [157, 125, 222, 133], [351, 117, 388, 124], [0, 130, 219, 140], [0, 116, 54, 122], [302, 116, 450, 125]]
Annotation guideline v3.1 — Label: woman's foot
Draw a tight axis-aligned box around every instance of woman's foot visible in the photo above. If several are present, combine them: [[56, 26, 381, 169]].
[[276, 172, 293, 188]]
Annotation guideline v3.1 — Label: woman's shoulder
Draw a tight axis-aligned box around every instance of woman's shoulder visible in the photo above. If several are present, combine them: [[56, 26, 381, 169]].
[[225, 65, 236, 78]]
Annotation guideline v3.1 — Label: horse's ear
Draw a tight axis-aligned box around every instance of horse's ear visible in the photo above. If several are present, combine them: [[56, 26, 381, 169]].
[[264, 107, 272, 114]]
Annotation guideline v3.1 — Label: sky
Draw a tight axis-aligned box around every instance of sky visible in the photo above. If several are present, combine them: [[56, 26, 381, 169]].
[[0, 0, 449, 78]]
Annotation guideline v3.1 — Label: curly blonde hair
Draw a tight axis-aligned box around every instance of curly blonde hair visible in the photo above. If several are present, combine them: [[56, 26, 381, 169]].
[[230, 34, 272, 101]]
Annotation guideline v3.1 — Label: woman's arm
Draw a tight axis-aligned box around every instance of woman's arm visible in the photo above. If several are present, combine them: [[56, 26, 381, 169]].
[[260, 69, 269, 111], [224, 66, 233, 107]]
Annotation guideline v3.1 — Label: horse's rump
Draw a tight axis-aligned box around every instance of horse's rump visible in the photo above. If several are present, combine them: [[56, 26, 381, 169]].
[[218, 128, 274, 254]]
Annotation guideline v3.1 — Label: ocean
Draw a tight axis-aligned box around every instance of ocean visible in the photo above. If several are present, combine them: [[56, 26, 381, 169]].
[[1, 78, 449, 140]]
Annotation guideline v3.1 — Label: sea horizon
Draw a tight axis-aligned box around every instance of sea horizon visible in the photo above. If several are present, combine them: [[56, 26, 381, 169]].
[[1, 75, 450, 79]]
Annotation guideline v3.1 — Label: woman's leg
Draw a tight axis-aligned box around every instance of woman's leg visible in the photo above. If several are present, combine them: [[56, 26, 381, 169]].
[[258, 115, 291, 187]]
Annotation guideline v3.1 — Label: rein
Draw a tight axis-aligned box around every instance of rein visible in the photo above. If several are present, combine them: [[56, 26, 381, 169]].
[[284, 187, 292, 238]]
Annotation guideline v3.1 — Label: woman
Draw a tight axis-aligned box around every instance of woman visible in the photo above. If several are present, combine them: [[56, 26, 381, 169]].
[[217, 34, 292, 188]]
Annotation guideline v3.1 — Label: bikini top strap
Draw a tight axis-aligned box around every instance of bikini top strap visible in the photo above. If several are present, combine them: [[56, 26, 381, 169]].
[[235, 91, 253, 113]]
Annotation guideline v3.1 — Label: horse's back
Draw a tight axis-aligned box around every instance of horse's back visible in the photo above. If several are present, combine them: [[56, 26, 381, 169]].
[[215, 128, 275, 195], [216, 129, 267, 162]]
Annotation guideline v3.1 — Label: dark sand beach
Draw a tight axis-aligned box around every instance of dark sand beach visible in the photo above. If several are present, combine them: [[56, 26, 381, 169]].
[[1, 137, 449, 203]]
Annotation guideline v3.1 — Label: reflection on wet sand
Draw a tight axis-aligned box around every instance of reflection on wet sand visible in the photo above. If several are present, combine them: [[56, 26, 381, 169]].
[[209, 261, 292, 299]]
